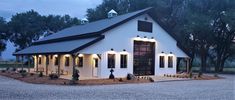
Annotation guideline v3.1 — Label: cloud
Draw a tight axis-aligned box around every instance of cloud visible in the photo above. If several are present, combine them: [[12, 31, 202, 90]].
[[0, 0, 102, 20]]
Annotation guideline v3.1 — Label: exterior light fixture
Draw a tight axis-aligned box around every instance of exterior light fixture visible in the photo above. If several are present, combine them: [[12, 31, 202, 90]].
[[123, 49, 126, 51], [161, 51, 164, 54], [54, 54, 58, 57], [78, 54, 83, 57], [170, 52, 172, 54], [144, 36, 147, 38], [137, 35, 140, 37], [151, 37, 154, 39], [39, 55, 42, 57], [65, 54, 70, 57], [111, 48, 114, 51]]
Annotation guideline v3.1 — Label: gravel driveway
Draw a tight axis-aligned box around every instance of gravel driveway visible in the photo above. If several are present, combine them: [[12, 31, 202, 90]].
[[0, 74, 234, 100]]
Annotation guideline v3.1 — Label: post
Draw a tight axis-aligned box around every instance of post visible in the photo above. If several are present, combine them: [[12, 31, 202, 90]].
[[186, 58, 190, 74], [36, 55, 39, 72], [28, 55, 30, 73], [45, 55, 49, 76], [72, 54, 76, 75], [58, 55, 61, 76], [15, 56, 19, 69], [21, 56, 24, 71]]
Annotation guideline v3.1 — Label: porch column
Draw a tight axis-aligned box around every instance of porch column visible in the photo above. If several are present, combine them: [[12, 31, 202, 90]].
[[57, 55, 61, 76], [45, 55, 49, 76], [15, 56, 19, 68], [186, 58, 190, 74], [72, 54, 76, 76], [21, 55, 24, 70], [27, 55, 30, 73], [36, 55, 39, 72]]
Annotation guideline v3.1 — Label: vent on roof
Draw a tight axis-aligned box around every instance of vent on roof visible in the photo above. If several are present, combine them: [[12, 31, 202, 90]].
[[108, 9, 118, 18], [81, 18, 89, 25]]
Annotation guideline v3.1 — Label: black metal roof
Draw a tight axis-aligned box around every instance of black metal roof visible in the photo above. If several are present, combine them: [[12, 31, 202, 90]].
[[14, 7, 190, 57]]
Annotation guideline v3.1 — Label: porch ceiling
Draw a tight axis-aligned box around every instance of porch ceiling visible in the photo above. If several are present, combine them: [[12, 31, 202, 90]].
[[13, 36, 104, 55]]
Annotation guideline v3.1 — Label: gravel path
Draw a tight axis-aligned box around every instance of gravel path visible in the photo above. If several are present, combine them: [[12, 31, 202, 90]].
[[0, 74, 234, 100]]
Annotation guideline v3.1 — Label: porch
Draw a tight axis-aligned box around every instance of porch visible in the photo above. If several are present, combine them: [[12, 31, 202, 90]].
[[15, 54, 101, 80]]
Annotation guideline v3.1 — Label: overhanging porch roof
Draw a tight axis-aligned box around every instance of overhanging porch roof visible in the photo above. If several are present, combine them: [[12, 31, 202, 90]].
[[13, 36, 104, 55]]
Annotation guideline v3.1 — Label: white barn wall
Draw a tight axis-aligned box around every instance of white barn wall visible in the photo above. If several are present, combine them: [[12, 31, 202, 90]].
[[79, 14, 188, 78]]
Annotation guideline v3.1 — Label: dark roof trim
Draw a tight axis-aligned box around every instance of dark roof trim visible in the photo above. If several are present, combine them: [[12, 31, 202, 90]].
[[71, 35, 105, 53], [33, 33, 100, 45]]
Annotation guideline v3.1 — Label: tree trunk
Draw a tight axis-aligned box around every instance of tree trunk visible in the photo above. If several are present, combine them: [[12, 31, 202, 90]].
[[219, 59, 226, 72]]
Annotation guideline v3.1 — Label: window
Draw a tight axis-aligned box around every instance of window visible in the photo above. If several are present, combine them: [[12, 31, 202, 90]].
[[65, 57, 70, 66], [168, 56, 173, 68], [138, 20, 153, 33], [38, 57, 42, 65], [159, 56, 165, 68], [108, 54, 115, 68], [120, 54, 127, 68], [94, 58, 98, 68], [54, 57, 59, 66], [78, 57, 83, 67]]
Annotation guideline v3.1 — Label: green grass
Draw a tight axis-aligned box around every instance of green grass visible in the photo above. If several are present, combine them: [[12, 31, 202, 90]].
[[0, 64, 34, 68]]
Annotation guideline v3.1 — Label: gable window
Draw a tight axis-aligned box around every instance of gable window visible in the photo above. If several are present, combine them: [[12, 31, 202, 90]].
[[54, 57, 59, 66], [138, 20, 153, 33], [120, 54, 127, 68], [65, 57, 70, 66], [38, 57, 42, 65], [168, 56, 173, 68], [108, 54, 115, 68], [159, 56, 165, 68], [94, 58, 98, 68], [78, 57, 83, 67]]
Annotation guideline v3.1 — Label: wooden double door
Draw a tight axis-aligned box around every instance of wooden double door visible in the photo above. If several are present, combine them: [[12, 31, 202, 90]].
[[133, 41, 155, 76]]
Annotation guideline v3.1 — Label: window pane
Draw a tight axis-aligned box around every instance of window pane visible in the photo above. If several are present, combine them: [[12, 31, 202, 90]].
[[39, 57, 42, 65], [160, 56, 165, 68], [137, 20, 153, 33], [120, 54, 127, 68], [78, 57, 83, 67], [94, 58, 98, 68], [108, 54, 115, 68], [168, 56, 173, 68], [54, 57, 58, 66], [65, 57, 70, 66]]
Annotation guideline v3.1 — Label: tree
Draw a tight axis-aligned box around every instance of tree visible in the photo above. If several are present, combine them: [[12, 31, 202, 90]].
[[8, 10, 44, 51], [42, 15, 80, 36], [211, 11, 235, 74], [0, 17, 8, 56]]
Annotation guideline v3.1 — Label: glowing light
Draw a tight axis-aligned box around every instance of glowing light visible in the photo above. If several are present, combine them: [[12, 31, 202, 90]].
[[65, 54, 70, 57], [107, 50, 116, 54], [78, 54, 83, 57], [54, 55, 58, 57], [92, 54, 98, 58], [39, 55, 42, 57]]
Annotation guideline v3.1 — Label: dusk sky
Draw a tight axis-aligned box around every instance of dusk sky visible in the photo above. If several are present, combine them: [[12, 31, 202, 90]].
[[0, 0, 102, 20], [0, 0, 102, 60]]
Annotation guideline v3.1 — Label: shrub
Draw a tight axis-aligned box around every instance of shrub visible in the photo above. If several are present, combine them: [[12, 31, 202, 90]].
[[19, 70, 26, 73], [119, 78, 123, 82], [189, 73, 193, 78], [21, 72, 27, 78], [12, 68, 16, 71], [38, 71, 43, 77], [149, 77, 154, 82], [49, 74, 59, 80], [6, 67, 10, 71], [1, 70, 6, 73], [30, 73, 34, 76], [72, 70, 79, 81], [127, 73, 136, 80]]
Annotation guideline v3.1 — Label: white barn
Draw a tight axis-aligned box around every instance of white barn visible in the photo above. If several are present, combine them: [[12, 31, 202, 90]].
[[14, 7, 190, 79]]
